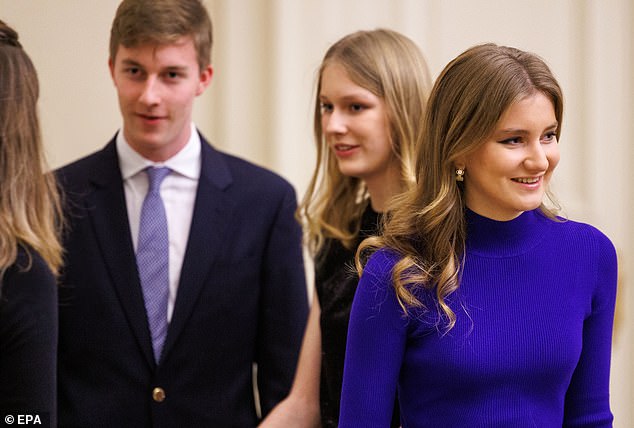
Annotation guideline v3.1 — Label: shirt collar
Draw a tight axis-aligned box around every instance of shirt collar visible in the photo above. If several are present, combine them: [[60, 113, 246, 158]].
[[117, 122, 201, 180]]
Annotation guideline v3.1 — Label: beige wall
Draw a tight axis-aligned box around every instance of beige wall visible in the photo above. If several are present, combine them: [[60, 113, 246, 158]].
[[2, 0, 632, 424]]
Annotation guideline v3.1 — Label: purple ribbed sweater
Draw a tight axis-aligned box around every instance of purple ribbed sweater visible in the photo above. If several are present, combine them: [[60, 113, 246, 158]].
[[339, 209, 617, 427]]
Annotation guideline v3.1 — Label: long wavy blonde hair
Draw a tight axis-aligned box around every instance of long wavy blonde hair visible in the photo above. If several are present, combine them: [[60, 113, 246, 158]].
[[0, 20, 64, 281], [298, 29, 432, 256], [358, 43, 564, 330]]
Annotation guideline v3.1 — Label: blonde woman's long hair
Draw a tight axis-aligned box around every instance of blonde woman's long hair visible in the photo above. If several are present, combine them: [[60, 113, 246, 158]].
[[0, 20, 64, 281], [298, 28, 432, 256], [358, 43, 564, 330]]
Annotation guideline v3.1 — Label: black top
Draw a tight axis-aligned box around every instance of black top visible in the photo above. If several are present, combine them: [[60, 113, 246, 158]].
[[0, 247, 57, 427], [316, 204, 398, 427]]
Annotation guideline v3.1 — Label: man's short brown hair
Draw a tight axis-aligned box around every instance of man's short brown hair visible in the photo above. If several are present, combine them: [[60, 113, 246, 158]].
[[109, 0, 212, 70]]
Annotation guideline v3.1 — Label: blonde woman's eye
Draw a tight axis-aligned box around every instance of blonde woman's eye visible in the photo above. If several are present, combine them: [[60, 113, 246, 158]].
[[499, 137, 521, 145], [542, 132, 557, 143], [320, 102, 333, 113]]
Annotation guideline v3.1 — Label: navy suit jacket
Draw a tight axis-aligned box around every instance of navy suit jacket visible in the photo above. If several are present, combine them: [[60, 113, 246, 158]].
[[56, 134, 308, 427]]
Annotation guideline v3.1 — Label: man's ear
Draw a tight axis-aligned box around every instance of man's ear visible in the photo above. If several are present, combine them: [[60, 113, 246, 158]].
[[196, 64, 213, 96], [108, 58, 116, 81]]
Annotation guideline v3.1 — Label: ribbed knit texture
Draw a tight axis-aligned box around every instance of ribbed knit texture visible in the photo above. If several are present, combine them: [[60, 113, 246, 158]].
[[339, 209, 617, 427]]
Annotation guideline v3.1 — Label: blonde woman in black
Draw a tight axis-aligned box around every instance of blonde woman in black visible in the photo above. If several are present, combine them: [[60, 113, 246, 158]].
[[261, 29, 432, 428]]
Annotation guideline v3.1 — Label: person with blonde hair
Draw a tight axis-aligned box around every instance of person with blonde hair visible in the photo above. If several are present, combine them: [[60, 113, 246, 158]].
[[0, 19, 64, 426], [339, 43, 618, 427], [261, 28, 432, 428]]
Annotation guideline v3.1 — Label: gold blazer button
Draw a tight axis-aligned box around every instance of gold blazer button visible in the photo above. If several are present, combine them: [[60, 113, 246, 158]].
[[152, 387, 166, 402]]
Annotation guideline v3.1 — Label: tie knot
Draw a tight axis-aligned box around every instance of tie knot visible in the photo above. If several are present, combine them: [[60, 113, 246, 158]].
[[146, 166, 170, 192]]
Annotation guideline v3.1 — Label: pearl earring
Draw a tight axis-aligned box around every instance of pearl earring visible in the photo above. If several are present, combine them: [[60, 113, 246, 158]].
[[455, 168, 464, 182]]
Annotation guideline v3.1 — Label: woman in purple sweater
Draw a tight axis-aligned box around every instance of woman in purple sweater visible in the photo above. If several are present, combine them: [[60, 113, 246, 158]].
[[339, 43, 618, 427]]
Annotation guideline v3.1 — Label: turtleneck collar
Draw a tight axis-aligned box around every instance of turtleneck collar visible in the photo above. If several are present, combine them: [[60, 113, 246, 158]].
[[465, 208, 553, 258]]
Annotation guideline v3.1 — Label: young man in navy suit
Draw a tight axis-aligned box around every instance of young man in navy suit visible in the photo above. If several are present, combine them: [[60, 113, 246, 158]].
[[56, 0, 308, 426]]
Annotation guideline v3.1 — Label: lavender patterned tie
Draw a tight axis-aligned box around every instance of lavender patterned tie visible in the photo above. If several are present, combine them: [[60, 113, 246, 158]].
[[136, 166, 171, 363]]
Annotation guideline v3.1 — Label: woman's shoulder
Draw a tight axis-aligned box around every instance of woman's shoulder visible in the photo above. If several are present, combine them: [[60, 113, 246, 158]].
[[1, 246, 56, 305], [361, 247, 401, 282], [549, 215, 616, 253], [542, 215, 618, 279]]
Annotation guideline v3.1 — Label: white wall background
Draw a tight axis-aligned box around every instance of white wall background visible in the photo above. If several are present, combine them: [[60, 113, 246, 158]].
[[2, 0, 632, 424]]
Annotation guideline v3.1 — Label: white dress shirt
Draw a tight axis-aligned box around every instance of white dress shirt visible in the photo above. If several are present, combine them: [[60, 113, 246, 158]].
[[117, 123, 201, 321]]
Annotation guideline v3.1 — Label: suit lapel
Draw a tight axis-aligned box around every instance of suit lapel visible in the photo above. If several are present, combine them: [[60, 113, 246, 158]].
[[86, 141, 155, 367], [161, 137, 235, 360]]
